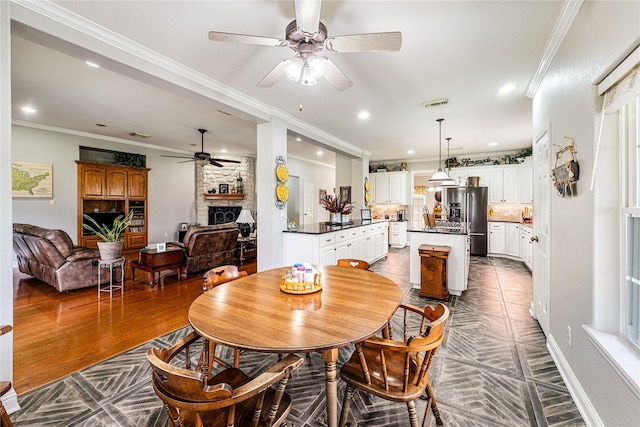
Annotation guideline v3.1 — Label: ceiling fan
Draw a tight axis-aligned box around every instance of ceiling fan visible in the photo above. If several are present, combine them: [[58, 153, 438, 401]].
[[207, 0, 401, 91], [162, 129, 242, 167]]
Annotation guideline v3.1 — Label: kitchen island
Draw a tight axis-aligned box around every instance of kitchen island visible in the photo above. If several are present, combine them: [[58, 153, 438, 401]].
[[283, 220, 389, 266], [408, 228, 470, 296]]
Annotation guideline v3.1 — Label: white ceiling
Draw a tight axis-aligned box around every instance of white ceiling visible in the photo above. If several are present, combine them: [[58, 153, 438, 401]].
[[10, 0, 566, 164]]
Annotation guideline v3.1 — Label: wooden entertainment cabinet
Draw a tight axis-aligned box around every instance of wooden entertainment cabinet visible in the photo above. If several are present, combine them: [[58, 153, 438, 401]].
[[76, 161, 149, 250]]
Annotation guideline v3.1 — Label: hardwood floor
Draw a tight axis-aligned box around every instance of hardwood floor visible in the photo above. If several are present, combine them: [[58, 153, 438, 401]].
[[12, 260, 257, 395]]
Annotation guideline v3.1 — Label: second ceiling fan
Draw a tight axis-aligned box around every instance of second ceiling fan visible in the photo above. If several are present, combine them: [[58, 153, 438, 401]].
[[162, 129, 241, 167], [207, 0, 402, 91]]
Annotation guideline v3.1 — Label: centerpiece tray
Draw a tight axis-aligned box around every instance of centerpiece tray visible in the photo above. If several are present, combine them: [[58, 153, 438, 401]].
[[280, 269, 322, 294]]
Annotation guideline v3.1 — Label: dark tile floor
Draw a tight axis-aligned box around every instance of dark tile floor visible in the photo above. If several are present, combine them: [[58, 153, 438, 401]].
[[10, 248, 585, 426]]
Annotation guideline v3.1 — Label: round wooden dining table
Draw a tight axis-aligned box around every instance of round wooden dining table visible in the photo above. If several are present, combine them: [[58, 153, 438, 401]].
[[189, 264, 403, 427]]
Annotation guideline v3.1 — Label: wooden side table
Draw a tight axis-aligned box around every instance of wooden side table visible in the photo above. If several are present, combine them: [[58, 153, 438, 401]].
[[418, 244, 450, 301], [97, 257, 125, 298], [130, 246, 183, 286], [236, 236, 257, 265]]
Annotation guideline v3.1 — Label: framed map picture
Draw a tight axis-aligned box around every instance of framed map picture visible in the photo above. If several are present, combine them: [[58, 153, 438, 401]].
[[11, 161, 53, 198]]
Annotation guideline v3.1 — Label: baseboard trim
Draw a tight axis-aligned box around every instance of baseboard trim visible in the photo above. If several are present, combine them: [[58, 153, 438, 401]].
[[1, 386, 21, 415], [547, 334, 604, 427]]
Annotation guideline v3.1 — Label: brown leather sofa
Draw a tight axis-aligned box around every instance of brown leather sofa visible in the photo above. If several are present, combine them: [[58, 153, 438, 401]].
[[13, 223, 107, 292], [171, 223, 240, 276]]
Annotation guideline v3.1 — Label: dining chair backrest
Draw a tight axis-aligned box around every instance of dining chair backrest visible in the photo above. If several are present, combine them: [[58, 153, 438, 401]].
[[0, 325, 14, 427], [202, 265, 248, 292], [338, 303, 449, 427], [336, 258, 370, 270], [147, 330, 304, 427]]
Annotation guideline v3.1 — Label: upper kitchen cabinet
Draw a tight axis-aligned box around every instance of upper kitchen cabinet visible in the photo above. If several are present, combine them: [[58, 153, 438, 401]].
[[488, 166, 518, 204], [518, 158, 533, 203], [371, 171, 408, 204]]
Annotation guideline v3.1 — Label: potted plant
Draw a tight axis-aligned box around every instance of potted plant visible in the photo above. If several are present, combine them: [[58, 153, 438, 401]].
[[82, 210, 135, 260], [321, 194, 355, 224]]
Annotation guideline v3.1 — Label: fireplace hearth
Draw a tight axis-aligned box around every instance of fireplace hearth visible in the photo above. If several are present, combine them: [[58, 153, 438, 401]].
[[209, 206, 242, 225]]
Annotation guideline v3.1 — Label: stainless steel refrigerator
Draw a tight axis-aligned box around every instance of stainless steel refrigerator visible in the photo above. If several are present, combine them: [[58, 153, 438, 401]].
[[446, 187, 488, 256]]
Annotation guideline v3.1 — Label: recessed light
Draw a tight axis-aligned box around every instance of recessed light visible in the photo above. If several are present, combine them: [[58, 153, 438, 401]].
[[85, 61, 100, 68], [317, 150, 323, 156], [21, 106, 36, 114], [489, 142, 498, 146], [221, 149, 228, 153], [499, 82, 516, 95], [95, 123, 107, 127], [358, 111, 370, 119], [407, 149, 415, 154], [296, 137, 302, 142]]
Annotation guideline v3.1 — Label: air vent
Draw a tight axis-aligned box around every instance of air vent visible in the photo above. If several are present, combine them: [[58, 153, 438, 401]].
[[422, 98, 449, 108], [129, 132, 150, 138]]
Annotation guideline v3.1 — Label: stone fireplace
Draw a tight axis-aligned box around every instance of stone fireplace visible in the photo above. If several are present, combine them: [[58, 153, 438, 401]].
[[195, 156, 256, 226]]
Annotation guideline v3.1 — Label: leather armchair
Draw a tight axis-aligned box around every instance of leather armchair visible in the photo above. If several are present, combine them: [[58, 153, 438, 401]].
[[13, 223, 107, 292], [170, 222, 239, 276]]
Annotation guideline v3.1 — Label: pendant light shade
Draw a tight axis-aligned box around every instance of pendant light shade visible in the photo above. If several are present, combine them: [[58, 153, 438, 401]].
[[428, 118, 454, 183]]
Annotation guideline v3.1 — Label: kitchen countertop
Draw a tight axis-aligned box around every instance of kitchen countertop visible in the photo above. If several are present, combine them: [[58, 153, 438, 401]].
[[284, 219, 388, 235], [408, 226, 468, 235]]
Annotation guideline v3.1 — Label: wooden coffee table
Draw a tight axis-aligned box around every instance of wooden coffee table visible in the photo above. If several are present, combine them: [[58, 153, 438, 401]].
[[130, 246, 183, 286]]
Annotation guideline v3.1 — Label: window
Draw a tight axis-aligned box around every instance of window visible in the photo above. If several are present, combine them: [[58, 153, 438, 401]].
[[622, 98, 640, 348]]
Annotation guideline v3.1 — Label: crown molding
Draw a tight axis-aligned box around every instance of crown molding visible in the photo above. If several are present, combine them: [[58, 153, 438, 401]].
[[526, 0, 584, 99]]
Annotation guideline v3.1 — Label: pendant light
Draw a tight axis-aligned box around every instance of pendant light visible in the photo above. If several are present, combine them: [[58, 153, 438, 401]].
[[441, 137, 458, 186], [428, 118, 454, 183]]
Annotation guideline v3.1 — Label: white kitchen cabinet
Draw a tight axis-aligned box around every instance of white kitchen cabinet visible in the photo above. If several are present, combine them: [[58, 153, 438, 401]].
[[518, 158, 533, 203], [520, 225, 533, 269], [489, 166, 518, 204], [505, 223, 520, 257], [488, 222, 505, 254], [284, 221, 389, 266], [370, 171, 408, 204], [389, 221, 408, 248]]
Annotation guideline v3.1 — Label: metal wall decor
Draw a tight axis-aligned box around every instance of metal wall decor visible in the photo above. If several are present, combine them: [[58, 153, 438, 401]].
[[275, 156, 288, 209], [364, 177, 370, 206], [550, 136, 579, 197]]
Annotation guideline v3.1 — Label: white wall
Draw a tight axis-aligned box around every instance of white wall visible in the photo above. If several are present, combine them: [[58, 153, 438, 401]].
[[532, 2, 640, 425], [12, 125, 194, 244], [287, 157, 335, 224]]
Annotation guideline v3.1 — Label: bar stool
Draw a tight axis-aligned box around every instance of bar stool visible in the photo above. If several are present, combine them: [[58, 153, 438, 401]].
[[97, 257, 125, 298]]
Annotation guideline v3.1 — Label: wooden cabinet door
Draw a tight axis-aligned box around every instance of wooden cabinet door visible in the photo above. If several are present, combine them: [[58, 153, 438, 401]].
[[388, 173, 407, 204], [128, 170, 147, 199], [106, 168, 127, 199], [126, 233, 147, 249], [505, 223, 520, 257], [502, 167, 519, 203], [80, 166, 105, 198]]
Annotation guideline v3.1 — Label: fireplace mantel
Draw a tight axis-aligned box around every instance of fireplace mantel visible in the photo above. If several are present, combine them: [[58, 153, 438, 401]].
[[204, 194, 245, 201]]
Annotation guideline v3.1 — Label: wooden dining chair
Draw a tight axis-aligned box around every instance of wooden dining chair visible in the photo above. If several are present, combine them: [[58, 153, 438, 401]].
[[0, 325, 14, 427], [201, 265, 249, 374], [147, 330, 304, 427], [338, 303, 449, 427], [202, 265, 248, 292], [336, 258, 370, 270]]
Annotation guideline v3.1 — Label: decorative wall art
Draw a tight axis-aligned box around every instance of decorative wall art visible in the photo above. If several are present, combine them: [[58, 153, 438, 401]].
[[550, 136, 580, 198], [218, 183, 229, 194], [319, 189, 327, 202], [340, 186, 352, 203], [274, 156, 287, 209], [11, 161, 53, 198]]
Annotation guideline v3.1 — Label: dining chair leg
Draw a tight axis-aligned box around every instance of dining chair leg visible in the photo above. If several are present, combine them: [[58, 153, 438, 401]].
[[338, 385, 355, 427], [425, 381, 443, 425], [406, 400, 420, 427]]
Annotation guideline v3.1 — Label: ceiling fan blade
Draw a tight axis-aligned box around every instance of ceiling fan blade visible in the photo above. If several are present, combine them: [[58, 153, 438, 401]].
[[257, 57, 295, 87], [208, 31, 287, 47], [211, 158, 242, 164], [325, 32, 402, 53], [294, 0, 322, 35], [319, 57, 353, 92], [177, 159, 197, 164], [209, 160, 224, 167]]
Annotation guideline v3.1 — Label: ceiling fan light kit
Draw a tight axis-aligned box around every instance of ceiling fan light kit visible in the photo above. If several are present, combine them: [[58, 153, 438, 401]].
[[207, 0, 401, 91]]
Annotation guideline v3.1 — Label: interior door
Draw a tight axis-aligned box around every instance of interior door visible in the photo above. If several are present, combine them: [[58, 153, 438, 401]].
[[533, 126, 551, 336], [303, 183, 315, 225]]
